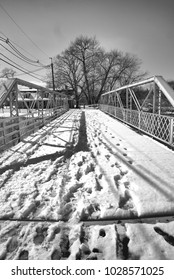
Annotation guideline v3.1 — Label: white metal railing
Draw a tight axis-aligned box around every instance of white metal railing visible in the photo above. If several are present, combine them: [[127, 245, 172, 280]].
[[99, 104, 174, 146], [0, 106, 68, 152], [99, 76, 174, 147]]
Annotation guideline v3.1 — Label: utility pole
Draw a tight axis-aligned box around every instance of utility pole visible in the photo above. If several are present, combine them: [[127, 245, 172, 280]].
[[49, 57, 55, 91]]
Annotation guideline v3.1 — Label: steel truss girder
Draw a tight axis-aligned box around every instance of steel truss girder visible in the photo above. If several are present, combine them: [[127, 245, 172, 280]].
[[101, 76, 174, 109], [128, 88, 141, 111], [100, 76, 174, 119], [141, 88, 153, 109], [0, 78, 68, 118], [115, 91, 124, 109], [9, 83, 19, 117]]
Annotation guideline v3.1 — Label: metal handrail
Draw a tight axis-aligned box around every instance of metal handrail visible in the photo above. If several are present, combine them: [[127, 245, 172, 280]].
[[99, 75, 174, 146], [99, 104, 174, 146]]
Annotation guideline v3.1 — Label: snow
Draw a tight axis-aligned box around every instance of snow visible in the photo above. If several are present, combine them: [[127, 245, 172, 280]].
[[0, 108, 174, 260]]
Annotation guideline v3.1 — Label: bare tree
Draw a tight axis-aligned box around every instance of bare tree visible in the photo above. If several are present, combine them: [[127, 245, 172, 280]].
[[0, 67, 16, 91], [52, 50, 84, 108], [0, 67, 16, 78], [47, 36, 147, 105], [93, 50, 121, 103], [68, 35, 100, 104]]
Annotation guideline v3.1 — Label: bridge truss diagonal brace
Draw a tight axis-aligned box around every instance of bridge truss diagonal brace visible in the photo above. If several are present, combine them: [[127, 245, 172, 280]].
[[154, 76, 174, 108], [128, 88, 141, 111], [140, 88, 154, 110], [9, 82, 19, 117], [17, 89, 34, 118], [115, 91, 124, 109]]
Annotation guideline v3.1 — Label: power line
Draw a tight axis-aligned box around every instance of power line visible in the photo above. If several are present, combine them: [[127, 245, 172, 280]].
[[0, 36, 50, 70], [0, 53, 41, 75], [0, 30, 46, 63], [0, 35, 50, 81], [8, 41, 44, 65], [0, 57, 47, 82], [0, 36, 40, 64], [14, 67, 48, 78], [0, 36, 45, 66], [0, 42, 43, 67], [0, 3, 49, 58]]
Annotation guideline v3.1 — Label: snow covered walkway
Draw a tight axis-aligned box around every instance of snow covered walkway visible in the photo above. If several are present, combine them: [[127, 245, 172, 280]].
[[0, 109, 174, 260]]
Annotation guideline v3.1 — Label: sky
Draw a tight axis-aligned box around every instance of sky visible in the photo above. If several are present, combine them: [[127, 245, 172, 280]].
[[0, 0, 174, 86]]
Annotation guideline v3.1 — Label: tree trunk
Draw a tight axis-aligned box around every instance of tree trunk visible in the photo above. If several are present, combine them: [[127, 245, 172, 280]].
[[76, 98, 79, 108]]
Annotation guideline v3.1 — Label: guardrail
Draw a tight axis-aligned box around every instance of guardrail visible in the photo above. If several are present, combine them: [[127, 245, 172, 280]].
[[0, 106, 68, 152], [99, 104, 174, 147]]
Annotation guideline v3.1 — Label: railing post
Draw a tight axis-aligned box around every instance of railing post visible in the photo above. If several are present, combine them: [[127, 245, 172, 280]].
[[123, 108, 126, 121], [169, 118, 174, 146], [153, 82, 156, 114], [158, 89, 162, 115], [138, 111, 141, 129]]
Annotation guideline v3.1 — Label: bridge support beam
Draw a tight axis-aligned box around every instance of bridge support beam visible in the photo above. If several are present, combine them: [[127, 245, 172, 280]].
[[9, 83, 19, 117], [169, 118, 174, 145], [153, 82, 157, 114], [158, 89, 162, 115], [9, 83, 20, 143]]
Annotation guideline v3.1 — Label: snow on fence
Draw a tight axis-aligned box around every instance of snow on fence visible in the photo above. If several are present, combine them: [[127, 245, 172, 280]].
[[0, 107, 68, 152]]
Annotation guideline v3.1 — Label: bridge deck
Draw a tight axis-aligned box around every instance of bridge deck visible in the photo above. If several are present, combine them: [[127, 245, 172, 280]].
[[0, 109, 174, 260], [98, 109, 174, 217]]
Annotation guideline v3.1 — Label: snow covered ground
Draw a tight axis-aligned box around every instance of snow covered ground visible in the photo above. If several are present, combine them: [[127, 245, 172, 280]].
[[0, 108, 174, 260]]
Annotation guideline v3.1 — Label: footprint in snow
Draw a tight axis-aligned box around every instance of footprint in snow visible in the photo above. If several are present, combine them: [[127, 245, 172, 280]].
[[105, 154, 110, 160], [118, 190, 133, 210], [18, 250, 29, 260], [33, 227, 48, 245], [114, 174, 122, 188], [51, 249, 61, 260], [154, 227, 174, 246], [99, 229, 106, 237], [124, 181, 130, 188], [7, 237, 18, 253]]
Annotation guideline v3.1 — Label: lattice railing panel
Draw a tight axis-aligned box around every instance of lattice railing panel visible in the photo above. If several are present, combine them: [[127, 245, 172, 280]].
[[140, 112, 170, 143], [99, 104, 174, 146], [125, 110, 139, 128]]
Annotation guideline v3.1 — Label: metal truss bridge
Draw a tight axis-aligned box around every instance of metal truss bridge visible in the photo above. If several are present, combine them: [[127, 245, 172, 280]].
[[0, 78, 68, 152], [1, 75, 174, 153], [99, 75, 174, 148]]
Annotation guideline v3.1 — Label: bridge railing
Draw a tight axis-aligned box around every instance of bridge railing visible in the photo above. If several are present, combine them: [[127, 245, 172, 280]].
[[0, 106, 68, 153], [99, 104, 174, 146], [99, 75, 174, 147]]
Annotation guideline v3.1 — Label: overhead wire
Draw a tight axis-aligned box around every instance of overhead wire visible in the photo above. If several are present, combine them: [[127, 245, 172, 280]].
[[8, 41, 44, 66], [0, 57, 47, 82], [0, 35, 50, 82], [0, 30, 45, 63], [0, 3, 49, 58], [0, 42, 44, 67], [14, 67, 49, 78], [0, 36, 43, 65], [0, 3, 52, 83], [0, 53, 43, 76]]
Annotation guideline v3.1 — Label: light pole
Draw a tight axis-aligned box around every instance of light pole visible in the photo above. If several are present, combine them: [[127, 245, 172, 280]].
[[49, 57, 55, 91]]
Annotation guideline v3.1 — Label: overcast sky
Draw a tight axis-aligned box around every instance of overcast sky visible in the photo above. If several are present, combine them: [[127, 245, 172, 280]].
[[0, 0, 174, 85]]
